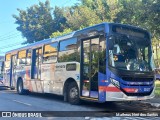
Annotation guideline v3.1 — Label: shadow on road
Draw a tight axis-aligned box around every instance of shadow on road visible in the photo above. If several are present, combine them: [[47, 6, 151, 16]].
[[2, 89, 160, 112], [24, 92, 120, 111], [0, 86, 9, 91], [30, 93, 160, 112]]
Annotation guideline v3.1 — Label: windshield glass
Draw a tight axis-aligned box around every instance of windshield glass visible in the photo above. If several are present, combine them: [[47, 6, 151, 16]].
[[108, 34, 153, 72]]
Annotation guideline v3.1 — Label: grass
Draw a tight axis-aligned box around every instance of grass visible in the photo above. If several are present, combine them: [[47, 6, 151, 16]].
[[155, 80, 160, 97]]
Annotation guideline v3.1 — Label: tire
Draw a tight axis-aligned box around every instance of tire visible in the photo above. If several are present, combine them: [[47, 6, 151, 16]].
[[10, 86, 15, 90], [67, 82, 80, 105], [17, 79, 27, 95]]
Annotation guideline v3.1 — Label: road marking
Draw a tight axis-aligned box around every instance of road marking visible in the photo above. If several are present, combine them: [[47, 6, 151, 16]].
[[13, 100, 32, 106]]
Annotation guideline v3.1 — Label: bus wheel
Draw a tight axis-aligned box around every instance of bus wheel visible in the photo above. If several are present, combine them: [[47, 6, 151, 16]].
[[68, 82, 80, 105], [17, 79, 26, 95], [10, 86, 15, 90]]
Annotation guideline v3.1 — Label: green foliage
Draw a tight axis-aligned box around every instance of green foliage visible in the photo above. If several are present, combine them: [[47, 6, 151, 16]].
[[58, 51, 80, 62], [155, 81, 160, 97], [13, 0, 54, 43], [53, 6, 69, 32], [65, 5, 102, 30], [50, 28, 72, 38], [64, 0, 121, 30], [115, 0, 160, 40], [114, 0, 160, 67]]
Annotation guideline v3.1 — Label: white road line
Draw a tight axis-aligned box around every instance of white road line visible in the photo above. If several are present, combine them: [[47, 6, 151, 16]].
[[13, 100, 32, 106]]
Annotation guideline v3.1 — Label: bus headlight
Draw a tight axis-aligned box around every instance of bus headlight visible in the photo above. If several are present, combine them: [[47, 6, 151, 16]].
[[110, 78, 120, 88]]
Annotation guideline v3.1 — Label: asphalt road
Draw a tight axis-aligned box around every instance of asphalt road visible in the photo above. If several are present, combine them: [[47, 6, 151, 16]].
[[0, 87, 159, 120]]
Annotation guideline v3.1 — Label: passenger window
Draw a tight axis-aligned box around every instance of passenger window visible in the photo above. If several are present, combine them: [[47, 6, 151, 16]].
[[43, 42, 58, 63], [59, 38, 77, 51], [18, 50, 26, 65], [6, 54, 11, 61], [5, 54, 11, 68], [58, 38, 77, 62], [26, 50, 31, 65], [66, 63, 76, 71]]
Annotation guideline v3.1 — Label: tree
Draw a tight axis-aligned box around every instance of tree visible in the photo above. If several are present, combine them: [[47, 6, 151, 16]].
[[65, 5, 102, 30], [115, 0, 160, 67], [13, 0, 54, 44], [81, 0, 121, 22], [50, 28, 72, 38], [49, 0, 121, 37], [115, 0, 160, 40], [115, 0, 143, 25], [52, 6, 69, 33]]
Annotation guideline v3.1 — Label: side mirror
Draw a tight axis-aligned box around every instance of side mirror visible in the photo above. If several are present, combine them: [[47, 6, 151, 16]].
[[108, 36, 115, 50]]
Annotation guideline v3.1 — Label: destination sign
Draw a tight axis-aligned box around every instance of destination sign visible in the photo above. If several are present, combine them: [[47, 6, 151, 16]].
[[112, 25, 149, 39]]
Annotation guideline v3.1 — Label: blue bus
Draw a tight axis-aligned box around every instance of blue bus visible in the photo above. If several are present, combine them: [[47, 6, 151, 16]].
[[3, 22, 155, 104]]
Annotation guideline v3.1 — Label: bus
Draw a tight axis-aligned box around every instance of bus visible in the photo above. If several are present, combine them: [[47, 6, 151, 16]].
[[0, 56, 4, 82], [3, 22, 155, 104]]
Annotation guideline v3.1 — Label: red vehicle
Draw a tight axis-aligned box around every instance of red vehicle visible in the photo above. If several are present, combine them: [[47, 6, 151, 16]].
[[155, 68, 160, 80]]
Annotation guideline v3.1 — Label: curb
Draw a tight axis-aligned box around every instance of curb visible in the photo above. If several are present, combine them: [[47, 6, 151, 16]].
[[141, 101, 160, 108]]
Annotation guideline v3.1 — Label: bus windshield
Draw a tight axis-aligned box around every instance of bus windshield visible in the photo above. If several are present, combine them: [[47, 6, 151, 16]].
[[108, 34, 153, 72]]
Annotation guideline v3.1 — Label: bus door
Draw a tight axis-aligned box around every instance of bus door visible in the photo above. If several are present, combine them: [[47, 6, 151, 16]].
[[31, 48, 42, 79], [10, 55, 17, 88], [80, 36, 106, 100], [31, 47, 43, 92], [80, 37, 99, 100]]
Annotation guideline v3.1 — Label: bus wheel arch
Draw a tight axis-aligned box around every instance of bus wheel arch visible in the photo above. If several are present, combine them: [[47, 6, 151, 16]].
[[63, 78, 80, 104], [17, 77, 28, 95]]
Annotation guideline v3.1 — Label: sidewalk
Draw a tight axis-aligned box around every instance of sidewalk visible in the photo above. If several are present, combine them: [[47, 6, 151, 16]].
[[143, 97, 160, 108], [146, 97, 160, 103]]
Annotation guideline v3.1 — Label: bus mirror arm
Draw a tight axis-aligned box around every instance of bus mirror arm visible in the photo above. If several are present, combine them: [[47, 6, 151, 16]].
[[108, 36, 114, 50]]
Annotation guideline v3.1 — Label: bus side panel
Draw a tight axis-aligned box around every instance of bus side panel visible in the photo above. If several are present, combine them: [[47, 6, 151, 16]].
[[54, 62, 80, 95], [3, 68, 11, 87], [23, 66, 32, 91], [15, 65, 30, 90], [98, 72, 107, 102], [25, 65, 44, 93], [41, 64, 55, 93]]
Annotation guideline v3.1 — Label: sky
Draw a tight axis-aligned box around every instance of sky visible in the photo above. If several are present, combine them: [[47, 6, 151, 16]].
[[0, 0, 79, 55]]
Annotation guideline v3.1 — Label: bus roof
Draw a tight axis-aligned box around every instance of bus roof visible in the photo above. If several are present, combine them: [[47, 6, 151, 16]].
[[5, 22, 148, 54], [6, 22, 108, 54]]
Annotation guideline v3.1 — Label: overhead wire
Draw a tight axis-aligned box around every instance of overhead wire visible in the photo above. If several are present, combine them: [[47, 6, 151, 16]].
[[0, 0, 73, 41], [0, 0, 73, 53]]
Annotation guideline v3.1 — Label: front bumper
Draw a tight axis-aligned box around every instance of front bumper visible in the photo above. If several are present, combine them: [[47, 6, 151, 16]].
[[105, 87, 155, 101]]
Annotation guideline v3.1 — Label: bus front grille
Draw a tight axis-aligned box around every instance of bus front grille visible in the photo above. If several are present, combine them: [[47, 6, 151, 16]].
[[121, 89, 153, 96], [122, 77, 153, 82]]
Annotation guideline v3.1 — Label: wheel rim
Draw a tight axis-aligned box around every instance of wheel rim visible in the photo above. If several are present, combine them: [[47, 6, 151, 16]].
[[70, 87, 78, 99]]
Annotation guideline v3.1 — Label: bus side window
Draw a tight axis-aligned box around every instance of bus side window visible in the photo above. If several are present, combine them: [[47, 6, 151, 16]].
[[99, 36, 106, 74], [5, 54, 11, 68], [26, 50, 31, 65], [43, 42, 58, 63], [18, 50, 27, 65], [58, 38, 77, 62]]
